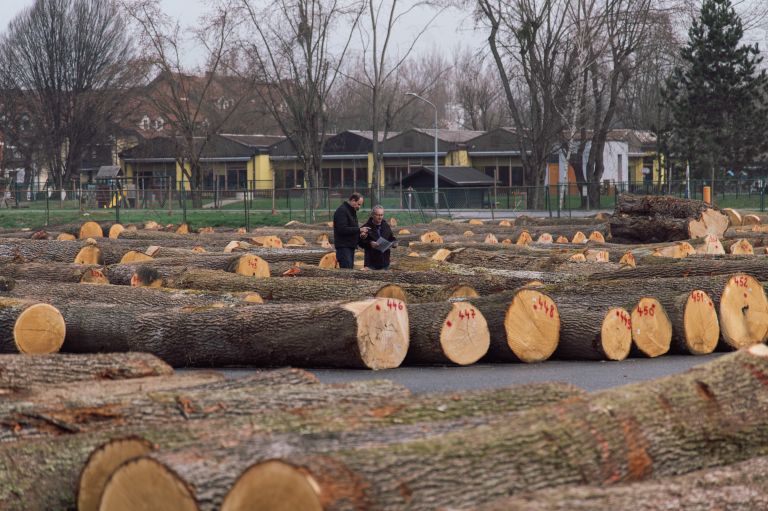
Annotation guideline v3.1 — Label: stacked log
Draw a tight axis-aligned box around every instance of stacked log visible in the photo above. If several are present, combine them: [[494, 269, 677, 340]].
[[97, 347, 768, 511], [609, 194, 729, 242]]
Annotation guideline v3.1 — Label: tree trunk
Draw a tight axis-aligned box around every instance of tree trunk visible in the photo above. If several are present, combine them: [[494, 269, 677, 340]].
[[405, 302, 490, 366], [553, 305, 632, 361], [105, 253, 270, 285], [0, 298, 65, 354], [61, 298, 409, 369], [461, 289, 560, 363], [100, 346, 768, 511], [0, 262, 104, 283], [0, 380, 583, 511], [0, 239, 130, 265], [0, 352, 172, 389], [466, 455, 768, 511]]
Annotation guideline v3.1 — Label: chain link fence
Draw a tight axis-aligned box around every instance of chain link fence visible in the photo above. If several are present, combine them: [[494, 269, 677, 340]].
[[0, 178, 764, 228]]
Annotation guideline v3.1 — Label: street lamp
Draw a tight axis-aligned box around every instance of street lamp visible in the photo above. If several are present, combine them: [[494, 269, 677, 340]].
[[405, 92, 439, 209]]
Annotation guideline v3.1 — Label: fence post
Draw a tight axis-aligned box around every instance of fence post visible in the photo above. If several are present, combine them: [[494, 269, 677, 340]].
[[115, 183, 120, 224], [45, 189, 50, 227], [182, 186, 187, 224]]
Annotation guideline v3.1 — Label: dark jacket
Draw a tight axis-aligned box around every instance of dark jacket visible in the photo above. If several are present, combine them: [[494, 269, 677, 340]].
[[359, 218, 396, 269], [333, 201, 361, 248]]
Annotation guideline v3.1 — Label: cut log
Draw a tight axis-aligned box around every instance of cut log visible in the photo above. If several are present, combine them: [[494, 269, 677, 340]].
[[0, 352, 172, 389], [420, 231, 444, 244], [431, 248, 452, 261], [119, 250, 154, 263], [469, 219, 484, 225], [108, 224, 124, 239], [74, 245, 103, 265], [723, 207, 742, 226], [499, 219, 513, 227], [139, 346, 768, 511], [0, 262, 105, 283], [57, 233, 76, 241], [667, 291, 720, 355], [536, 233, 553, 244], [743, 214, 761, 225], [588, 231, 605, 243], [398, 229, 411, 235], [286, 235, 307, 246], [78, 437, 155, 511], [318, 252, 338, 268], [516, 231, 532, 245], [571, 231, 587, 244], [462, 289, 560, 362], [695, 234, 725, 254], [729, 238, 754, 255], [105, 254, 271, 285], [554, 306, 632, 361], [176, 223, 190, 235], [555, 235, 569, 244], [79, 221, 104, 239], [60, 298, 409, 368], [464, 454, 768, 511], [251, 235, 283, 248], [406, 302, 490, 365], [630, 297, 673, 357], [0, 374, 586, 511], [0, 299, 65, 354], [484, 233, 498, 244], [610, 195, 729, 242]]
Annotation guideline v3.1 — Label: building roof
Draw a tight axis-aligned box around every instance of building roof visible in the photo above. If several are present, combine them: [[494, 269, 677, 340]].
[[413, 128, 486, 144], [347, 130, 400, 142], [96, 165, 121, 179], [220, 134, 286, 149], [120, 134, 260, 161], [398, 166, 496, 187], [466, 127, 521, 154]]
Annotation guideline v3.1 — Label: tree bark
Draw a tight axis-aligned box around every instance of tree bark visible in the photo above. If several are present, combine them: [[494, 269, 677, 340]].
[[61, 298, 409, 369], [0, 380, 584, 511], [405, 302, 490, 366], [465, 455, 768, 511], [553, 305, 632, 361], [0, 352, 172, 389], [0, 239, 130, 265], [0, 261, 103, 283], [102, 346, 768, 511], [105, 254, 269, 285]]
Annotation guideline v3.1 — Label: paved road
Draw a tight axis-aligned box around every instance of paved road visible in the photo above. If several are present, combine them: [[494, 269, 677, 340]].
[[214, 353, 723, 394]]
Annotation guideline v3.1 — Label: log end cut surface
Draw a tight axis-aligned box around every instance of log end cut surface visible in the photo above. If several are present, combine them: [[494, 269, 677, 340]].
[[631, 297, 672, 358], [75, 246, 103, 265], [601, 308, 632, 361], [342, 297, 409, 370], [231, 254, 270, 278], [80, 268, 110, 285], [98, 457, 198, 511], [504, 290, 560, 363], [221, 460, 322, 511], [720, 274, 768, 349], [375, 284, 407, 302], [14, 303, 66, 354], [440, 302, 490, 365], [78, 437, 154, 511], [683, 290, 720, 354]]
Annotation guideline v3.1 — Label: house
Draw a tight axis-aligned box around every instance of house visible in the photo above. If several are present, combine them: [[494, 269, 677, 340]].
[[396, 165, 496, 208]]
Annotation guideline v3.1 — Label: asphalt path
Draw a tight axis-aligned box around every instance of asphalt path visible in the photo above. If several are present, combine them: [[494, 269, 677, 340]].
[[213, 353, 724, 394]]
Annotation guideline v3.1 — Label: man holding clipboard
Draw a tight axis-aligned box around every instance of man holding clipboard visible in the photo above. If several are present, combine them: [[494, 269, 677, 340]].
[[359, 205, 397, 270]]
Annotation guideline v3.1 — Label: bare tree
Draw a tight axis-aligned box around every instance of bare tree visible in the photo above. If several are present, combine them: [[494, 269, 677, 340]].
[[452, 47, 506, 130], [124, 0, 256, 207], [477, 0, 578, 208], [240, 0, 363, 220], [349, 0, 444, 202], [0, 0, 134, 196]]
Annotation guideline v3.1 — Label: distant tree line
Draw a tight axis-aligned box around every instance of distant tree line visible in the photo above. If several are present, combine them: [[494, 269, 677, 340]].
[[0, 0, 766, 211]]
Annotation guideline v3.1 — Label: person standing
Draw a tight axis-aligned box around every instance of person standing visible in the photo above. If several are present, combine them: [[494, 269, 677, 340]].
[[333, 192, 368, 269], [359, 205, 397, 270]]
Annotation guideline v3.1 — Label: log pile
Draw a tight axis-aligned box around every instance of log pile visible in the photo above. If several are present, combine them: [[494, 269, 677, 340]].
[[0, 207, 768, 509]]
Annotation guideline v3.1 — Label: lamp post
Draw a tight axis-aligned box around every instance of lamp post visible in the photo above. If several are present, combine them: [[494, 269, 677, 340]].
[[405, 92, 439, 209]]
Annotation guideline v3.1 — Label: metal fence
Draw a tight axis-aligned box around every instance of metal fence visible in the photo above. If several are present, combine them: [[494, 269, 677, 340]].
[[0, 178, 764, 228]]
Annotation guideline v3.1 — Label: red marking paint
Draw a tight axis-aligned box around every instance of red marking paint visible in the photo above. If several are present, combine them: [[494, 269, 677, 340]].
[[376, 304, 381, 311], [446, 320, 452, 327]]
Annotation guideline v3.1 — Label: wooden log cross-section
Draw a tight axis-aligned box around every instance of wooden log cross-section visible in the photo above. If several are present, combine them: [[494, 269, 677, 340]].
[[0, 299, 66, 354], [406, 302, 490, 366], [461, 288, 561, 363]]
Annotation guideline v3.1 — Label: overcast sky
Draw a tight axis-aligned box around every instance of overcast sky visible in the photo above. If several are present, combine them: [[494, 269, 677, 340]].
[[0, 0, 487, 66]]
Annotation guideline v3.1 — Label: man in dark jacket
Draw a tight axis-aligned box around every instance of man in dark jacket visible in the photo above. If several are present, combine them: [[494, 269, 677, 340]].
[[333, 192, 368, 269], [359, 205, 397, 270]]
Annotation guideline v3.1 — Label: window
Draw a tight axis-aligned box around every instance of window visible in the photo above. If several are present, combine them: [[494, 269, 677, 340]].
[[140, 116, 150, 131], [153, 117, 165, 131]]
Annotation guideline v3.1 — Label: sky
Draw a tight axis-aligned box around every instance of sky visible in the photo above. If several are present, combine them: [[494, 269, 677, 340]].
[[0, 0, 487, 66]]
